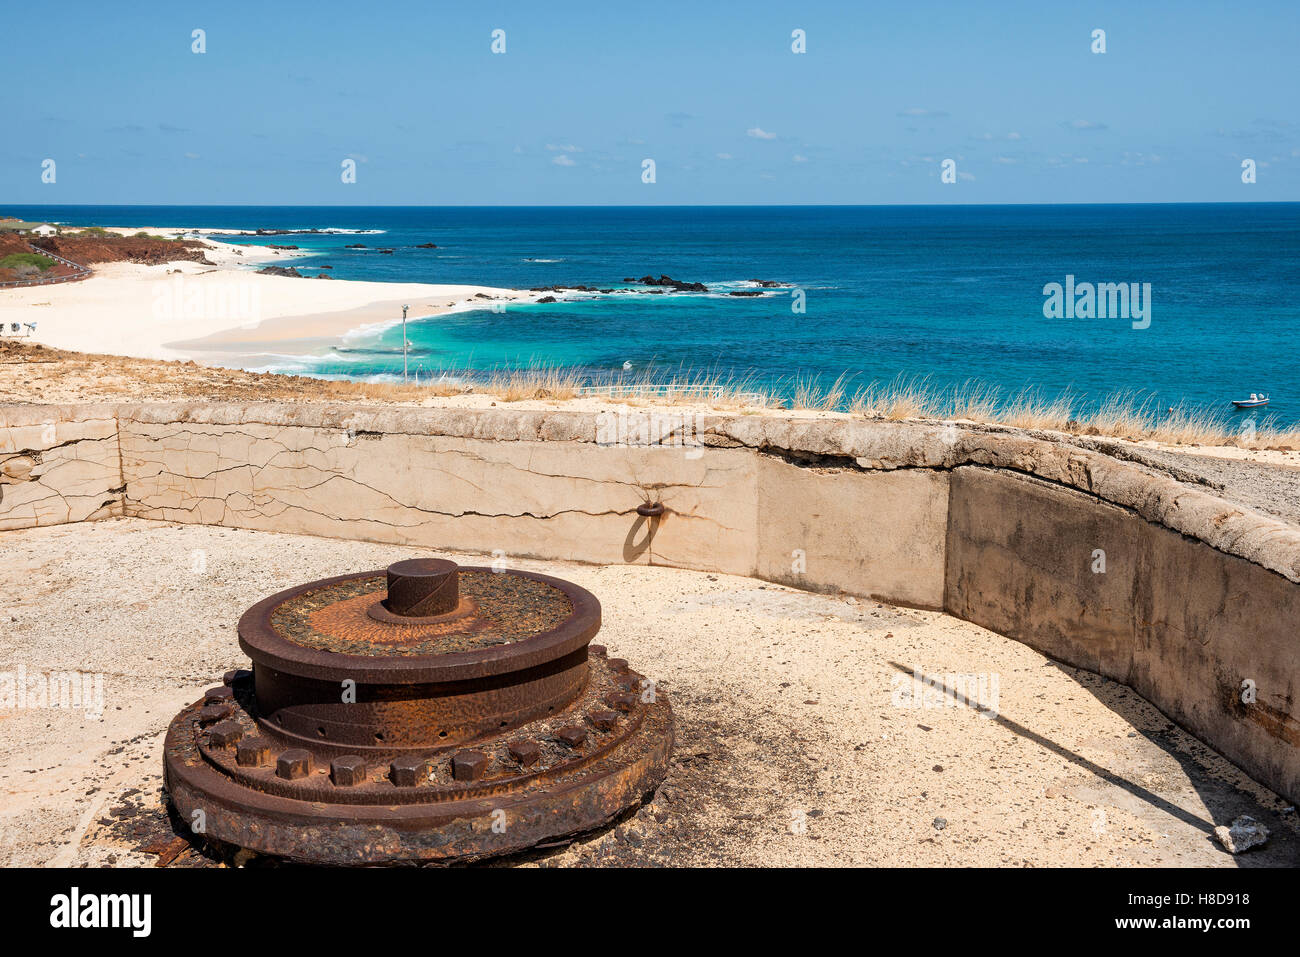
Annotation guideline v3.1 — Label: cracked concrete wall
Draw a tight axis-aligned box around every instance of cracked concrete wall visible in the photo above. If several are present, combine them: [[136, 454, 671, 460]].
[[118, 418, 762, 574], [946, 467, 1300, 803], [3, 400, 1299, 801], [0, 405, 123, 531], [113, 409, 951, 601]]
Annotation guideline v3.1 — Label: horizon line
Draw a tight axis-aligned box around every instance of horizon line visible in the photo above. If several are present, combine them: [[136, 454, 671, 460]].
[[4, 200, 1299, 210]]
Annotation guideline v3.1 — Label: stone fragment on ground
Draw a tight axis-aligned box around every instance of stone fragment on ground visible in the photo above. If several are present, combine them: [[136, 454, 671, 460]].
[[1214, 815, 1269, 854]]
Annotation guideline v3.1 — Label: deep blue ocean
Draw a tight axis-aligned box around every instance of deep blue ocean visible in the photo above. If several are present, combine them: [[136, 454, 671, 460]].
[[10, 204, 1300, 425]]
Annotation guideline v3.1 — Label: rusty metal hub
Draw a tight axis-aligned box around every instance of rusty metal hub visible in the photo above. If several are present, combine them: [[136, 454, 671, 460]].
[[163, 558, 673, 865]]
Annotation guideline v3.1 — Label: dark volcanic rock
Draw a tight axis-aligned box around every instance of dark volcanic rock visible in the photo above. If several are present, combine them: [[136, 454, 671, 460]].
[[536, 295, 558, 303], [627, 273, 708, 292], [256, 266, 303, 278], [415, 242, 438, 248], [344, 243, 366, 248], [728, 290, 763, 297]]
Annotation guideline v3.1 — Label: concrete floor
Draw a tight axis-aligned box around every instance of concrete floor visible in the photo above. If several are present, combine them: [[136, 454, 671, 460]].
[[0, 517, 1296, 867]]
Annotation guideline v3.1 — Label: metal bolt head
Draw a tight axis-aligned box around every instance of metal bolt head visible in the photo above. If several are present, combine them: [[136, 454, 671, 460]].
[[197, 703, 232, 725], [208, 719, 243, 748], [587, 710, 620, 732], [507, 740, 541, 768], [390, 757, 428, 787], [556, 726, 587, 749], [204, 686, 235, 704], [606, 692, 638, 713], [451, 750, 490, 782], [236, 740, 270, 767], [331, 755, 367, 787], [276, 749, 313, 780]]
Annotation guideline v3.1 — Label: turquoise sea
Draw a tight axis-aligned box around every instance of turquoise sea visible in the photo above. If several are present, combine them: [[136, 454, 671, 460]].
[[10, 204, 1300, 426]]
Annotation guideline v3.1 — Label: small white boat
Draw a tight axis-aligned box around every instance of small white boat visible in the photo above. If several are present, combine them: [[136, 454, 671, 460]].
[[1232, 393, 1270, 409]]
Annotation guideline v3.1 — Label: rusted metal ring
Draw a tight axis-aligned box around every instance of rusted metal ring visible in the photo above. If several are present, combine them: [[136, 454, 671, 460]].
[[166, 558, 674, 864], [636, 502, 666, 517], [237, 566, 600, 683]]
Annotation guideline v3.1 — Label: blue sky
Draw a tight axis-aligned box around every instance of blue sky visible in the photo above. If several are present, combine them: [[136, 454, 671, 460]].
[[5, 0, 1298, 205]]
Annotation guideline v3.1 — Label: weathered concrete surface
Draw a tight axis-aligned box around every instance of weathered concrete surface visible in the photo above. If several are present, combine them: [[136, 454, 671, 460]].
[[946, 467, 1300, 806], [2, 519, 1296, 867], [0, 404, 121, 530], [107, 402, 1300, 584], [756, 456, 948, 608], [120, 418, 759, 574], [1, 400, 1298, 808], [2, 400, 1297, 587]]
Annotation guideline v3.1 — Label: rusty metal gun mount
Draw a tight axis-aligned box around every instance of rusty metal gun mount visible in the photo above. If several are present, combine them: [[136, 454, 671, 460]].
[[163, 558, 673, 865]]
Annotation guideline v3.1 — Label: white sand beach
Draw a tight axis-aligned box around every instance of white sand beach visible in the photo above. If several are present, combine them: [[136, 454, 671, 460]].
[[0, 229, 530, 362]]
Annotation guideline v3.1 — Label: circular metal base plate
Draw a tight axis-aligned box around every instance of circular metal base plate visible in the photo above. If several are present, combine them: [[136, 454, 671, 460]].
[[163, 650, 673, 865]]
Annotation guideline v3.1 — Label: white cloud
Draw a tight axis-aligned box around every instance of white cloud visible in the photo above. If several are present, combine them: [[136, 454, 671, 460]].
[[1066, 119, 1108, 131], [747, 127, 777, 140], [792, 154, 808, 163], [898, 108, 949, 118], [552, 155, 576, 167], [546, 143, 582, 152], [958, 171, 976, 181], [184, 152, 200, 160], [716, 152, 733, 160]]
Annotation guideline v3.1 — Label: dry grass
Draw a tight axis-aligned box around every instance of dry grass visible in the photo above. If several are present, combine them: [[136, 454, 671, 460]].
[[306, 376, 463, 401], [3, 340, 1295, 450], [1086, 392, 1157, 440], [791, 372, 852, 412], [997, 388, 1077, 431], [849, 375, 937, 419], [949, 380, 1002, 423], [592, 366, 777, 410], [1146, 403, 1230, 446], [485, 363, 584, 402]]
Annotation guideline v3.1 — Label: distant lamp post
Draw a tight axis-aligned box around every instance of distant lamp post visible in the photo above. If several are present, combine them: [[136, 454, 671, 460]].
[[402, 305, 410, 382]]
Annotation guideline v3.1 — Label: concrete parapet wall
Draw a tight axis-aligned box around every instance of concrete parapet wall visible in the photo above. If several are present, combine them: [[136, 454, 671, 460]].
[[946, 467, 1300, 803], [0, 403, 122, 531], [1, 401, 1297, 801]]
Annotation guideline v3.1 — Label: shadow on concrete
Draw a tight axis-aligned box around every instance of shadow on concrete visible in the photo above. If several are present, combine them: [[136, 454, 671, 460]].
[[886, 659, 1299, 866]]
